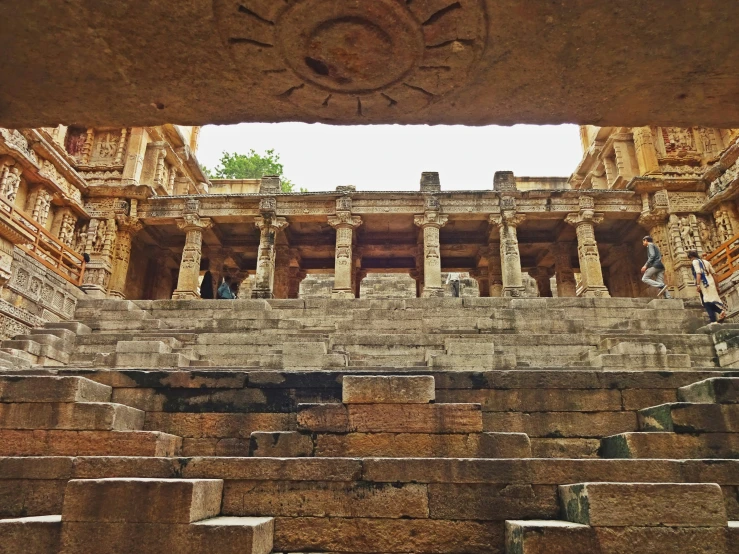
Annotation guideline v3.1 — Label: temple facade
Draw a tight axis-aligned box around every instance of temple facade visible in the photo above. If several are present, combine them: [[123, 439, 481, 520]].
[[2, 124, 739, 338]]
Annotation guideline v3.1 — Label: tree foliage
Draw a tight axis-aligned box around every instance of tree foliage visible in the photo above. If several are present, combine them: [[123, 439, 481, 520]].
[[206, 149, 301, 192]]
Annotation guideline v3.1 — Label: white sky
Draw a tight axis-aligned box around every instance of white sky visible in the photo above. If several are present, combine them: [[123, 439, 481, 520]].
[[197, 123, 583, 192]]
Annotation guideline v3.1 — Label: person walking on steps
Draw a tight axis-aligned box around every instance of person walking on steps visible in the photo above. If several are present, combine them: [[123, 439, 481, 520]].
[[688, 250, 727, 323], [641, 236, 672, 298]]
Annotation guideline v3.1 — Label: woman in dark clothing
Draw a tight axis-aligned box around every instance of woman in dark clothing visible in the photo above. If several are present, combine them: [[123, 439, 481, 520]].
[[200, 271, 214, 299]]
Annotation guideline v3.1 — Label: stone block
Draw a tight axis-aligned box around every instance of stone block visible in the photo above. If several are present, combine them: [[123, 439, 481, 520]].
[[592, 353, 692, 369], [249, 431, 313, 457], [639, 403, 739, 433], [429, 484, 557, 520], [223, 480, 428, 518], [63, 478, 223, 523], [559, 482, 727, 527], [44, 321, 91, 335], [145, 412, 293, 438], [181, 457, 362, 481], [530, 438, 601, 458], [342, 375, 435, 404], [60, 517, 273, 554], [346, 403, 482, 433], [297, 404, 349, 432], [437, 388, 622, 412], [0, 515, 62, 554], [282, 342, 327, 355], [484, 411, 637, 438], [115, 340, 173, 353], [600, 432, 739, 459], [445, 339, 494, 356], [313, 431, 529, 458], [593, 526, 729, 554], [0, 479, 67, 518], [273, 517, 502, 554], [479, 432, 532, 458], [678, 377, 739, 404], [428, 353, 495, 369], [0, 430, 181, 457], [115, 352, 192, 368], [505, 520, 595, 554], [0, 402, 144, 431], [607, 341, 667, 355], [0, 376, 111, 403]]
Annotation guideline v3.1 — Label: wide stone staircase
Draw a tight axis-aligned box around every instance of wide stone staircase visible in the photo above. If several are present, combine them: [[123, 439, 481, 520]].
[[0, 297, 737, 553]]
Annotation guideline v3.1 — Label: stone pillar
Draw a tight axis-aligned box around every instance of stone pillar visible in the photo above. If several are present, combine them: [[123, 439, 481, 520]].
[[565, 199, 610, 298], [632, 127, 660, 175], [530, 266, 553, 297], [613, 137, 636, 182], [27, 187, 52, 226], [108, 215, 143, 299], [328, 212, 363, 298], [122, 128, 149, 185], [470, 268, 490, 298], [172, 215, 212, 300], [552, 242, 577, 297], [251, 216, 288, 298], [288, 267, 306, 299], [414, 211, 448, 297], [81, 218, 116, 298], [490, 213, 526, 297], [273, 245, 291, 299]]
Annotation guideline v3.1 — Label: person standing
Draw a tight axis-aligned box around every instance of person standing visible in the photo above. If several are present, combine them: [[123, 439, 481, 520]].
[[200, 271, 214, 299], [641, 236, 672, 298], [217, 276, 236, 299], [688, 250, 727, 323]]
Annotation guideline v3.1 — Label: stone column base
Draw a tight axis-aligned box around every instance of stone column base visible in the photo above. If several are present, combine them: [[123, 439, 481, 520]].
[[80, 285, 107, 298], [251, 289, 273, 299], [580, 286, 610, 298], [332, 289, 355, 299], [502, 286, 526, 297], [422, 287, 445, 298], [108, 290, 127, 300], [172, 289, 199, 300]]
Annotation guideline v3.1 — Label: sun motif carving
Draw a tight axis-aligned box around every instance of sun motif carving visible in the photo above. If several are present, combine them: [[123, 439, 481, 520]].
[[214, 0, 487, 119]]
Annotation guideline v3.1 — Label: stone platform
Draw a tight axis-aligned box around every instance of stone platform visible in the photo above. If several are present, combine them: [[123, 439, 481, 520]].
[[0, 297, 737, 553]]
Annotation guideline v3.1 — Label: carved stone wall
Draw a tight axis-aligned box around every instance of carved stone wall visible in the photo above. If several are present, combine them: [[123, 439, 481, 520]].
[[1, 247, 83, 331]]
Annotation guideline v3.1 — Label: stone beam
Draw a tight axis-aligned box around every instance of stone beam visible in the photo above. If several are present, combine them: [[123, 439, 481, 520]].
[[3, 1, 739, 128]]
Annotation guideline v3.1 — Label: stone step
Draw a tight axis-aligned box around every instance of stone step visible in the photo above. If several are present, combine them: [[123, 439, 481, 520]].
[[14, 333, 71, 353], [0, 349, 31, 369], [679, 377, 739, 404], [0, 376, 111, 403], [590, 352, 692, 369], [297, 403, 482, 434], [505, 519, 732, 554], [60, 478, 273, 554], [342, 375, 435, 404], [43, 320, 91, 335], [638, 402, 739, 433], [30, 327, 78, 343], [600, 432, 739, 459], [0, 335, 69, 365], [558, 482, 727, 527], [312, 431, 532, 458], [0, 402, 145, 430], [0, 515, 62, 554], [0, 429, 181, 456]]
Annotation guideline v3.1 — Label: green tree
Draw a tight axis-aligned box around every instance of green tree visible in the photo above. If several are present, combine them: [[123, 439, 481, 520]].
[[207, 149, 300, 192]]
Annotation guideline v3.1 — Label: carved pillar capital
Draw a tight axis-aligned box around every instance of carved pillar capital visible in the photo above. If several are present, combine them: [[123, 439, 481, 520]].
[[414, 212, 448, 229], [328, 212, 363, 230]]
